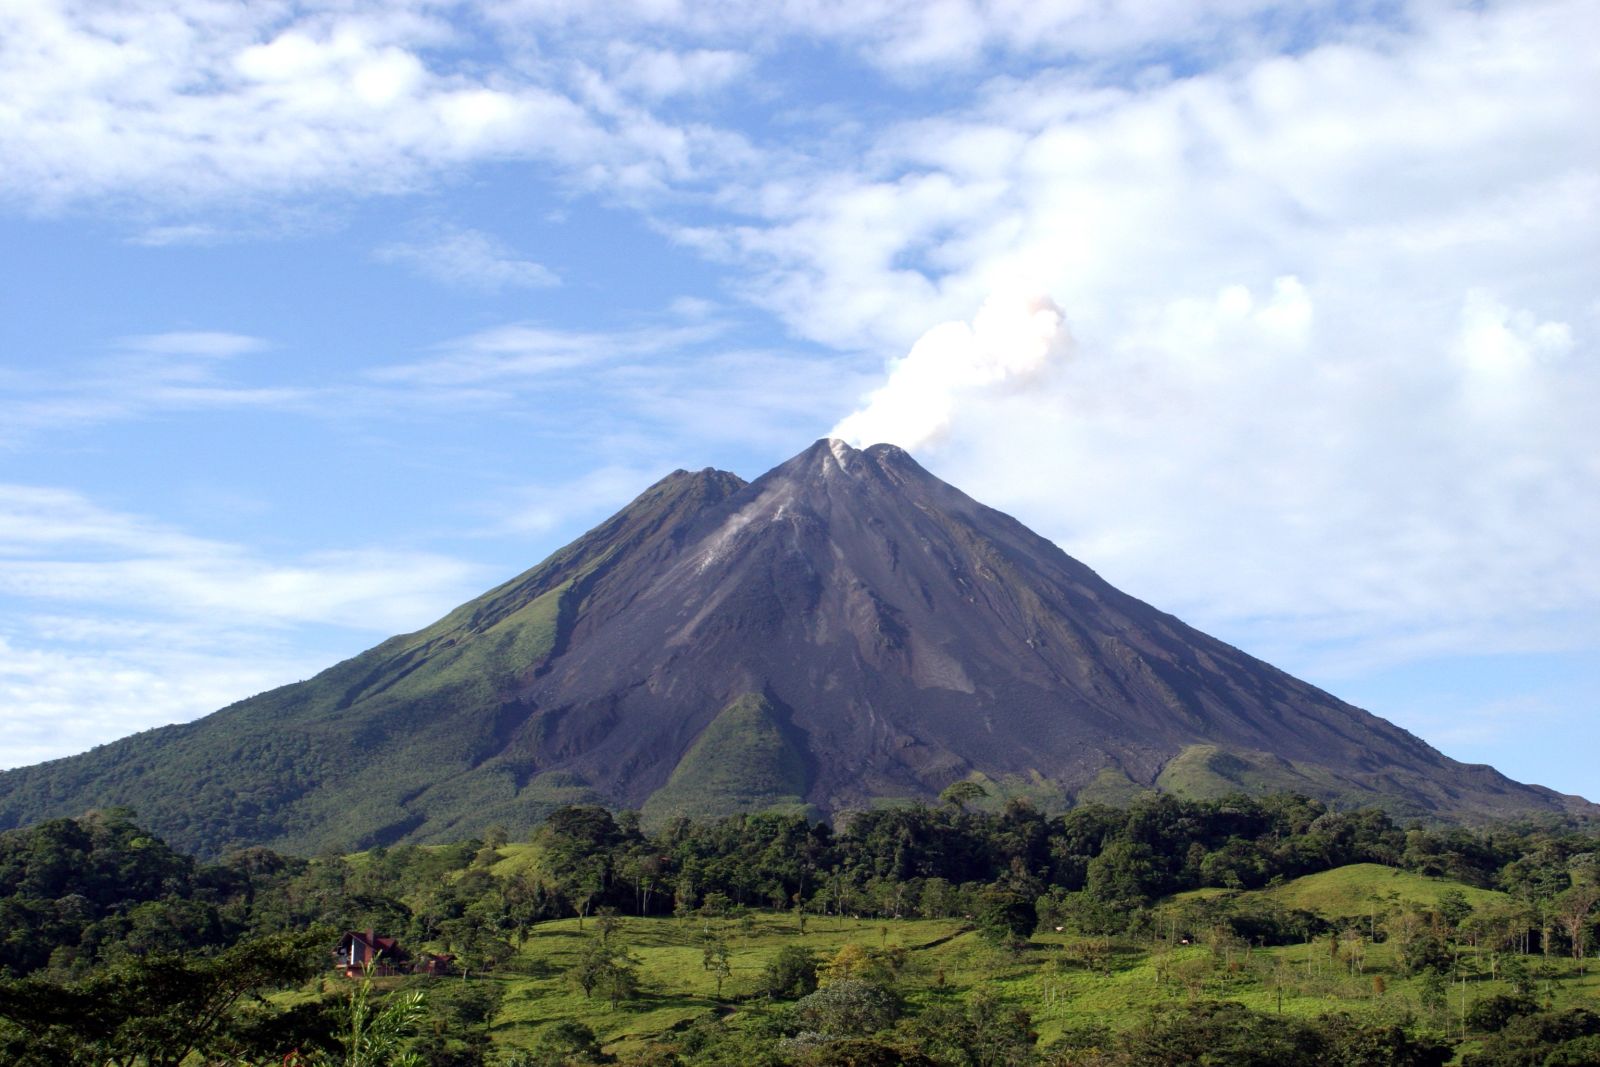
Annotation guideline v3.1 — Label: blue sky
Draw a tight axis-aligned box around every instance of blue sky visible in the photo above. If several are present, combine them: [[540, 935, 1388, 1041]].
[[2, 0, 1596, 801]]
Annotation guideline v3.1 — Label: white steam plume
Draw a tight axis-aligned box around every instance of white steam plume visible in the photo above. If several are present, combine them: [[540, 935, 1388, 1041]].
[[831, 292, 1073, 450]]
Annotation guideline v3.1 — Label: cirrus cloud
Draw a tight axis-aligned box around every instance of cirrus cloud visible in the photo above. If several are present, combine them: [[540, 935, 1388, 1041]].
[[0, 482, 489, 769], [374, 224, 561, 291]]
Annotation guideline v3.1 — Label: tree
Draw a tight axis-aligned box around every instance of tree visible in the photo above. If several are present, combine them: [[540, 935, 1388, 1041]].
[[518, 1021, 610, 1066], [818, 943, 883, 987], [504, 870, 554, 946], [702, 936, 732, 998], [1418, 969, 1449, 1020], [562, 861, 608, 930], [976, 881, 1037, 948], [1464, 994, 1538, 1034], [902, 988, 1037, 1067], [537, 807, 622, 928], [1437, 889, 1473, 933], [1462, 1008, 1600, 1067], [802, 1038, 937, 1066], [567, 937, 640, 1010], [1120, 1001, 1316, 1067], [568, 939, 611, 999], [1306, 1013, 1450, 1067], [433, 979, 502, 1038], [440, 914, 512, 979], [940, 781, 989, 812], [616, 849, 667, 916], [760, 945, 818, 999], [599, 951, 641, 1011], [0, 930, 327, 1067], [1084, 841, 1163, 910], [596, 907, 624, 947], [794, 978, 900, 1038], [1553, 884, 1600, 972]]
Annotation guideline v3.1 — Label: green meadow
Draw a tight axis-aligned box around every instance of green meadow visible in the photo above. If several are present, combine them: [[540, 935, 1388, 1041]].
[[377, 859, 1598, 1060]]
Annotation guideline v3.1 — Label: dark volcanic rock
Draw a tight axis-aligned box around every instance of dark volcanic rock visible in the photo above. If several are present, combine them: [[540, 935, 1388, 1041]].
[[497, 439, 1585, 821], [0, 439, 1589, 854]]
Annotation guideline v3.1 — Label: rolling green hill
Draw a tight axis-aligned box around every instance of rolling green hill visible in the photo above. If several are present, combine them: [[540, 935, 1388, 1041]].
[[1169, 862, 1513, 921], [1259, 862, 1510, 917]]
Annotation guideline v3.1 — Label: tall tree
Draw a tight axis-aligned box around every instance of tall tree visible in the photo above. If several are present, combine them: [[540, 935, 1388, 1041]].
[[0, 931, 326, 1067], [1554, 884, 1600, 972]]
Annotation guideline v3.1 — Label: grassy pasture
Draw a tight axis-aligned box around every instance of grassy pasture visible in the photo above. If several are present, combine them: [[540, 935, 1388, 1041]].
[[1261, 862, 1512, 917], [389, 861, 1600, 1057]]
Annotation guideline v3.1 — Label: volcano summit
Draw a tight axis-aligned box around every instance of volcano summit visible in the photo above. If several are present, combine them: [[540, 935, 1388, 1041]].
[[0, 439, 1588, 854]]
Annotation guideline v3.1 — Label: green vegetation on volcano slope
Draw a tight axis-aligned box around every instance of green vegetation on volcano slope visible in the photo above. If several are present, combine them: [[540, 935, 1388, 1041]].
[[640, 693, 813, 826], [0, 469, 745, 858], [5, 443, 1591, 862], [1156, 745, 1373, 807], [0, 576, 572, 857]]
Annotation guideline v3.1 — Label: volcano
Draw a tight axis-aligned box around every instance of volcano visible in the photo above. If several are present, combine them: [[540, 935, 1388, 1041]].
[[0, 439, 1588, 854]]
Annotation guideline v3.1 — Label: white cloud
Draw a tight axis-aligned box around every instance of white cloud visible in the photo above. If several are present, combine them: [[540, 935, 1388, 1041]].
[[483, 0, 1354, 72], [605, 44, 751, 99], [0, 484, 486, 630], [0, 1, 732, 210], [832, 291, 1072, 449], [0, 483, 491, 768], [374, 224, 561, 291], [0, 627, 307, 770], [117, 331, 269, 358], [711, 0, 1599, 672], [126, 223, 230, 247], [0, 485, 211, 558], [0, 1, 1385, 215], [370, 319, 727, 387], [1453, 289, 1574, 416], [713, 2, 1598, 352], [921, 276, 1599, 677], [3, 0, 1596, 776], [367, 316, 869, 455], [0, 552, 482, 632], [1, 331, 306, 443]]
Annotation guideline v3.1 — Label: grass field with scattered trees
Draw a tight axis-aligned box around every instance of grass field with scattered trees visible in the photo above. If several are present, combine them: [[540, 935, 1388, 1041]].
[[2, 793, 1598, 1064]]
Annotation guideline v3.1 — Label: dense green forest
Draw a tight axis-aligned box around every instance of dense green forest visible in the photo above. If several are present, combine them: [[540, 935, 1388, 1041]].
[[2, 794, 1598, 1065]]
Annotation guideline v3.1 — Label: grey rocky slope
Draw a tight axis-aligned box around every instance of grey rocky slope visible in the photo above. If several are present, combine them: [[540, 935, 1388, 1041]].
[[0, 439, 1588, 855]]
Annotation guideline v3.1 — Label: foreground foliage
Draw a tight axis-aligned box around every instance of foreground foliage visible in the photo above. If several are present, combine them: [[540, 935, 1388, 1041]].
[[0, 931, 328, 1065], [0, 795, 1596, 1064]]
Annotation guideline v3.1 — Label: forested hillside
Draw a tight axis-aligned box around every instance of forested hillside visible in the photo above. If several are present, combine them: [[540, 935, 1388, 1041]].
[[2, 795, 1598, 1064]]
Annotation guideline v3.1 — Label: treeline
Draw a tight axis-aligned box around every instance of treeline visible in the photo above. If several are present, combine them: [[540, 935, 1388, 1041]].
[[509, 793, 1600, 954], [3, 794, 1599, 981]]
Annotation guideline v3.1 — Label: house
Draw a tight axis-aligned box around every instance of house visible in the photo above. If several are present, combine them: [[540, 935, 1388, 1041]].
[[415, 952, 454, 977], [336, 930, 408, 977], [334, 930, 453, 978]]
